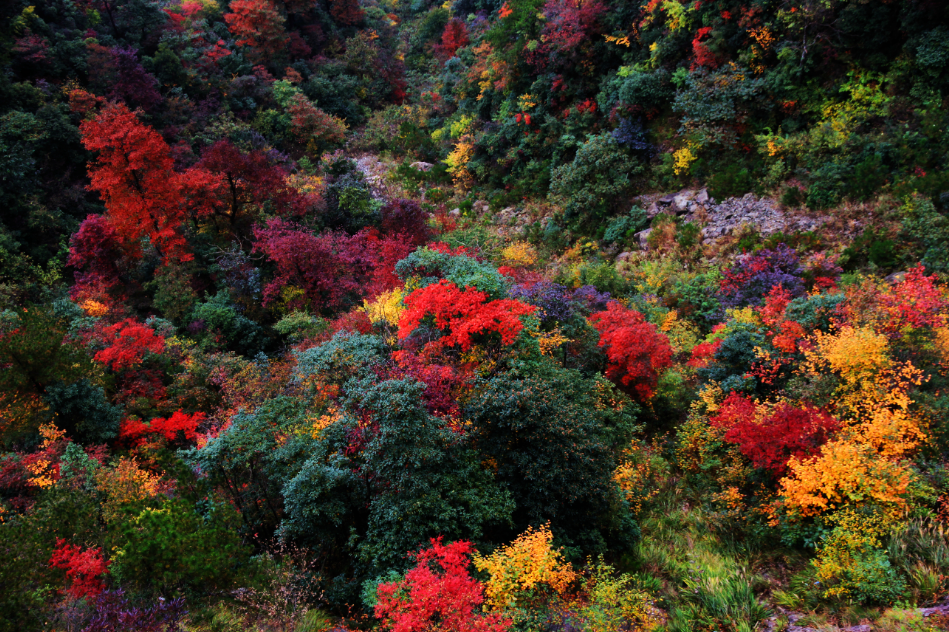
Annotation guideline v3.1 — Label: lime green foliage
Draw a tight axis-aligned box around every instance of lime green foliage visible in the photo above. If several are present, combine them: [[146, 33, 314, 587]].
[[111, 497, 250, 594]]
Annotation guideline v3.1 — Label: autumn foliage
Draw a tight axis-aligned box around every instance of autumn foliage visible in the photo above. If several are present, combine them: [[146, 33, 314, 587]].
[[49, 540, 111, 600], [398, 280, 536, 354], [375, 538, 512, 632], [589, 302, 673, 401], [710, 393, 839, 476], [80, 103, 221, 263], [93, 319, 166, 371], [224, 0, 289, 61]]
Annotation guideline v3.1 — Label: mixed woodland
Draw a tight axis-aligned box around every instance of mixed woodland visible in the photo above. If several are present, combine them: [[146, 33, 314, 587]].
[[1, 0, 949, 629]]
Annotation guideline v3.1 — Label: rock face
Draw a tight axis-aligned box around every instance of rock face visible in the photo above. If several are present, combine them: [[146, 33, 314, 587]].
[[637, 189, 828, 246], [409, 161, 433, 171]]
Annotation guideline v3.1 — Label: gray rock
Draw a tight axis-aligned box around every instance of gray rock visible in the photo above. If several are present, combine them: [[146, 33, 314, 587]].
[[616, 251, 632, 262], [696, 188, 709, 204], [449, 208, 461, 217], [885, 271, 907, 284], [635, 228, 652, 249], [409, 161, 433, 171], [673, 192, 693, 209]]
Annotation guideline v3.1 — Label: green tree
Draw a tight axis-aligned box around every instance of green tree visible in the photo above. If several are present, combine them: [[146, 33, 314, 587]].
[[463, 360, 640, 553], [549, 134, 642, 228]]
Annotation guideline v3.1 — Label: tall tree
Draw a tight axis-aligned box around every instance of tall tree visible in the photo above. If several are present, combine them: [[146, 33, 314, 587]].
[[80, 103, 220, 263]]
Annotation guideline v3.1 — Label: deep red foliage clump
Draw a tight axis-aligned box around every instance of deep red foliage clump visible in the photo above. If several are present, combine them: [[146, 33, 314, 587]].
[[436, 18, 469, 61], [589, 301, 673, 401], [252, 220, 414, 312], [120, 411, 206, 445], [197, 139, 307, 229], [224, 0, 289, 61], [80, 103, 222, 263], [49, 540, 111, 600], [67, 214, 124, 301], [94, 319, 166, 371], [710, 392, 839, 476], [330, 0, 365, 26], [375, 538, 511, 632], [398, 280, 536, 354]]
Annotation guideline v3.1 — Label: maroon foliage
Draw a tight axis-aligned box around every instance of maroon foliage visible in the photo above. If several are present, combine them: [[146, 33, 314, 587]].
[[380, 198, 431, 246], [196, 140, 307, 234]]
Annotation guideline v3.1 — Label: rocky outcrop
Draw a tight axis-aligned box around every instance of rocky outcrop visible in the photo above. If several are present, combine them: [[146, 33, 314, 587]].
[[638, 189, 829, 246]]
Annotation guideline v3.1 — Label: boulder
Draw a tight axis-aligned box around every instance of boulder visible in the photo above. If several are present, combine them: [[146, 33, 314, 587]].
[[635, 228, 652, 249]]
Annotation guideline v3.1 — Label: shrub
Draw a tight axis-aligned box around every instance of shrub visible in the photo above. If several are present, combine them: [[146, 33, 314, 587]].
[[710, 393, 839, 477], [374, 538, 511, 632], [718, 244, 805, 308], [589, 302, 674, 402], [576, 560, 660, 632], [812, 509, 906, 605], [472, 523, 576, 611], [111, 497, 250, 594], [463, 361, 640, 550], [549, 134, 642, 228], [603, 206, 648, 244], [397, 280, 536, 355], [900, 194, 949, 273], [48, 539, 110, 600]]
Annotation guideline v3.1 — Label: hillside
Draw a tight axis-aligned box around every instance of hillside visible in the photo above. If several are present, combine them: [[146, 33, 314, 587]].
[[1, 0, 948, 631]]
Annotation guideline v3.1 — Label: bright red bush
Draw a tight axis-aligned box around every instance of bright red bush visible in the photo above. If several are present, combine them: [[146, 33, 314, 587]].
[[687, 338, 723, 369], [436, 18, 469, 61], [398, 280, 536, 354], [49, 540, 110, 600], [94, 319, 165, 371], [880, 265, 947, 336], [119, 411, 205, 445], [375, 538, 511, 632], [589, 301, 673, 401], [711, 392, 839, 476]]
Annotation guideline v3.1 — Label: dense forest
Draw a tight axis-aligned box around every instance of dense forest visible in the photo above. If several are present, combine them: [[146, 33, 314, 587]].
[[1, 0, 949, 630]]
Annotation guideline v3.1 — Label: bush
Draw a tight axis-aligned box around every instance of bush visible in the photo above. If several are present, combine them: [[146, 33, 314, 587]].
[[813, 509, 906, 605], [603, 206, 649, 244], [111, 497, 251, 594], [549, 134, 643, 228], [901, 194, 949, 272]]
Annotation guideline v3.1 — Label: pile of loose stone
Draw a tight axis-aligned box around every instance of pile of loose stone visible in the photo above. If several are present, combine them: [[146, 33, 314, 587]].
[[633, 189, 829, 249]]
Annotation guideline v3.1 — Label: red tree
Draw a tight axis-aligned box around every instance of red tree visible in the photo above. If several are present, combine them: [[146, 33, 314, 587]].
[[435, 18, 469, 61], [398, 280, 536, 354], [81, 104, 189, 261], [530, 0, 605, 69], [253, 219, 370, 313], [80, 104, 222, 263], [710, 393, 840, 476], [589, 301, 673, 402], [330, 0, 365, 27], [224, 0, 289, 62], [196, 139, 306, 233], [94, 319, 166, 371], [375, 538, 511, 632], [49, 540, 110, 600]]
